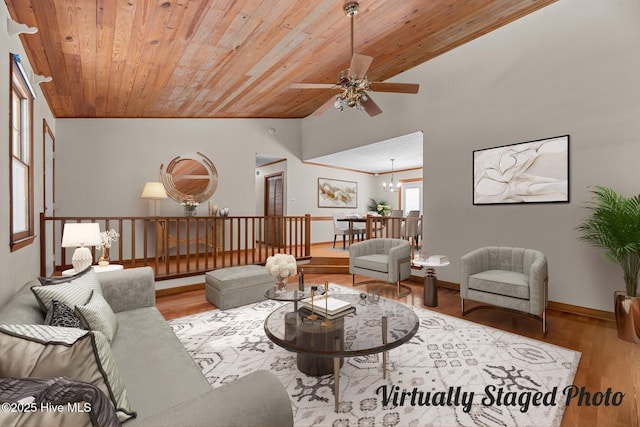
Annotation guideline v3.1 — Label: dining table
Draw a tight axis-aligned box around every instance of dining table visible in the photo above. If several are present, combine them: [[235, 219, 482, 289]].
[[336, 216, 367, 245]]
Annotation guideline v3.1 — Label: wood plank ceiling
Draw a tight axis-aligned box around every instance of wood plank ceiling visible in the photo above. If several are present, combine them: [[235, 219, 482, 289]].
[[6, 0, 556, 119]]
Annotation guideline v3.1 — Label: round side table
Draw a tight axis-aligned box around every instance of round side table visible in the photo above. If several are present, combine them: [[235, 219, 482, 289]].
[[412, 257, 450, 307], [61, 264, 124, 276]]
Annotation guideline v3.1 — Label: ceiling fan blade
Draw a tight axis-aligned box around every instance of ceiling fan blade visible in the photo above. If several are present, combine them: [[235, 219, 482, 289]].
[[361, 93, 382, 117], [349, 54, 373, 79], [290, 83, 336, 89], [311, 96, 337, 116], [369, 82, 420, 94]]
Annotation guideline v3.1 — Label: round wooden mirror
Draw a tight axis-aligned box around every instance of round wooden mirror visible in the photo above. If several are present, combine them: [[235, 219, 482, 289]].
[[160, 152, 218, 202]]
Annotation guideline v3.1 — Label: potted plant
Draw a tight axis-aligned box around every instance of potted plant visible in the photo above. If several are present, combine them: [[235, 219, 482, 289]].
[[368, 198, 391, 216], [577, 186, 640, 343], [265, 253, 297, 292], [96, 229, 119, 266]]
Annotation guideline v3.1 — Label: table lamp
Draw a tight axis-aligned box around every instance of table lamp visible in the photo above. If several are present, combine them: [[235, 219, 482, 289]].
[[61, 223, 101, 272], [141, 182, 168, 216]]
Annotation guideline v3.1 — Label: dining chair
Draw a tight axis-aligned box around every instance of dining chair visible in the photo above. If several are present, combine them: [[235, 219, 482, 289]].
[[388, 210, 404, 238], [404, 210, 421, 246], [332, 211, 353, 249]]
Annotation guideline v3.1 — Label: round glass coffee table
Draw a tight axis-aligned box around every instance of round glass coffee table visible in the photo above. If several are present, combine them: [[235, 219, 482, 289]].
[[264, 293, 419, 411], [264, 286, 324, 311]]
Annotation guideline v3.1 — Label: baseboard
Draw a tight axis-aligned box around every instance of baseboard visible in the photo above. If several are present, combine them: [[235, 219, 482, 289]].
[[156, 283, 205, 297], [311, 240, 335, 247], [408, 277, 614, 321], [434, 279, 459, 291], [547, 301, 614, 321]]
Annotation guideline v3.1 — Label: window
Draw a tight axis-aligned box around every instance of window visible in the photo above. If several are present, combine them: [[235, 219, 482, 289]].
[[401, 180, 423, 215], [9, 54, 35, 251]]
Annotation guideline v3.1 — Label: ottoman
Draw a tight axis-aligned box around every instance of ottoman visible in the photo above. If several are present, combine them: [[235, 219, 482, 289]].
[[205, 265, 275, 309]]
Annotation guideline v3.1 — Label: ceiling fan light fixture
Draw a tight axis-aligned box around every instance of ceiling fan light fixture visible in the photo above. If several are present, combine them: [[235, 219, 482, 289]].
[[292, 0, 418, 117], [343, 1, 360, 17]]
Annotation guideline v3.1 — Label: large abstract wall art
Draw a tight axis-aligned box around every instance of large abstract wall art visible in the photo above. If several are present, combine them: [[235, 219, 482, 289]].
[[318, 178, 358, 208], [473, 135, 569, 205]]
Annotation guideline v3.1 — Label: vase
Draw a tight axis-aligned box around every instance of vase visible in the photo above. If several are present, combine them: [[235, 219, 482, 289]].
[[184, 206, 197, 217], [614, 291, 640, 344], [274, 275, 287, 292], [208, 202, 218, 216], [98, 247, 110, 266]]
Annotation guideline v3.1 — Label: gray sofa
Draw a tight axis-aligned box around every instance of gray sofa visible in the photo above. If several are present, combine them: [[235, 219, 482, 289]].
[[0, 267, 294, 427]]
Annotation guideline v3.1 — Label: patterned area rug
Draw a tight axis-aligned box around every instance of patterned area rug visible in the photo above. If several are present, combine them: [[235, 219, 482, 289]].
[[168, 285, 580, 427]]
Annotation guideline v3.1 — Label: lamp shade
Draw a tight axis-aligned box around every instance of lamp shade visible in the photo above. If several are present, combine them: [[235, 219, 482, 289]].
[[141, 182, 168, 200], [61, 223, 101, 272], [61, 223, 101, 248]]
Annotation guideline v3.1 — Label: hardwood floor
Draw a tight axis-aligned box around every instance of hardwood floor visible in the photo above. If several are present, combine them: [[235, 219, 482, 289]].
[[156, 273, 639, 427]]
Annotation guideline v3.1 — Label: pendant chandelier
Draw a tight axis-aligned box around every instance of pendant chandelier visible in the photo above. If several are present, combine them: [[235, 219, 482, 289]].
[[382, 158, 400, 192]]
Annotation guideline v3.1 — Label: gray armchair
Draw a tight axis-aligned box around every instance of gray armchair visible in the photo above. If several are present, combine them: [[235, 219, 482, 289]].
[[460, 246, 548, 334], [349, 238, 412, 296]]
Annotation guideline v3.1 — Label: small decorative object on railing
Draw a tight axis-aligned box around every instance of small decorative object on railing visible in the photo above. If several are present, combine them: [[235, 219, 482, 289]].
[[181, 200, 198, 217], [208, 201, 218, 216], [96, 229, 119, 266], [265, 253, 297, 293]]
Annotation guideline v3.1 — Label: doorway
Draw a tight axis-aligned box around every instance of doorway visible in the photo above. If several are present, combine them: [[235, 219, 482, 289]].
[[264, 172, 284, 247], [401, 179, 423, 214], [43, 120, 56, 275]]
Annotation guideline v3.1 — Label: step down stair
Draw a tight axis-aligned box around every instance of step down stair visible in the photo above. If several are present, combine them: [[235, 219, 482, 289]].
[[299, 257, 349, 274]]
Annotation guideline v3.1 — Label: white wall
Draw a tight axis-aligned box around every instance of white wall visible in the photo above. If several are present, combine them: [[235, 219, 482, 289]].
[[302, 0, 640, 312], [56, 118, 393, 248], [55, 119, 302, 217], [0, 3, 57, 307]]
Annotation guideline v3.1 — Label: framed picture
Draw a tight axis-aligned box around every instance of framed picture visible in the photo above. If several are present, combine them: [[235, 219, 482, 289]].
[[473, 135, 570, 205], [318, 178, 358, 208]]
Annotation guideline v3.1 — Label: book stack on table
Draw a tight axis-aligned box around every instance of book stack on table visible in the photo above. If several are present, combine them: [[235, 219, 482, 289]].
[[427, 255, 449, 265], [300, 295, 355, 320]]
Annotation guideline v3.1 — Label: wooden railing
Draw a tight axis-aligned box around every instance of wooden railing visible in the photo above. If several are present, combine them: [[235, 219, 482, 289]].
[[336, 214, 423, 259], [40, 214, 311, 280], [365, 215, 422, 243], [364, 215, 423, 260]]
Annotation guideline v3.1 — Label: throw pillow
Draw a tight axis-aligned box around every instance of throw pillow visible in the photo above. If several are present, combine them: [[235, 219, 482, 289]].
[[75, 291, 119, 344], [31, 268, 102, 313], [0, 324, 136, 423], [43, 300, 81, 328], [0, 377, 120, 427], [37, 264, 92, 286]]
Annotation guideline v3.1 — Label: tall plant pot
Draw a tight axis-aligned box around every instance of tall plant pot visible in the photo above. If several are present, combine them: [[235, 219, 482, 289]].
[[614, 291, 640, 343]]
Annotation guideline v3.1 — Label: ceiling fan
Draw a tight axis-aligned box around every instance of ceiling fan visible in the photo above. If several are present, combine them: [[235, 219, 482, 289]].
[[291, 0, 420, 117]]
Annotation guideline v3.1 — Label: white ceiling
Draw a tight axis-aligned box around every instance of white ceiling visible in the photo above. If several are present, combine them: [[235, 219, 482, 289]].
[[256, 131, 423, 173], [306, 131, 423, 174]]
